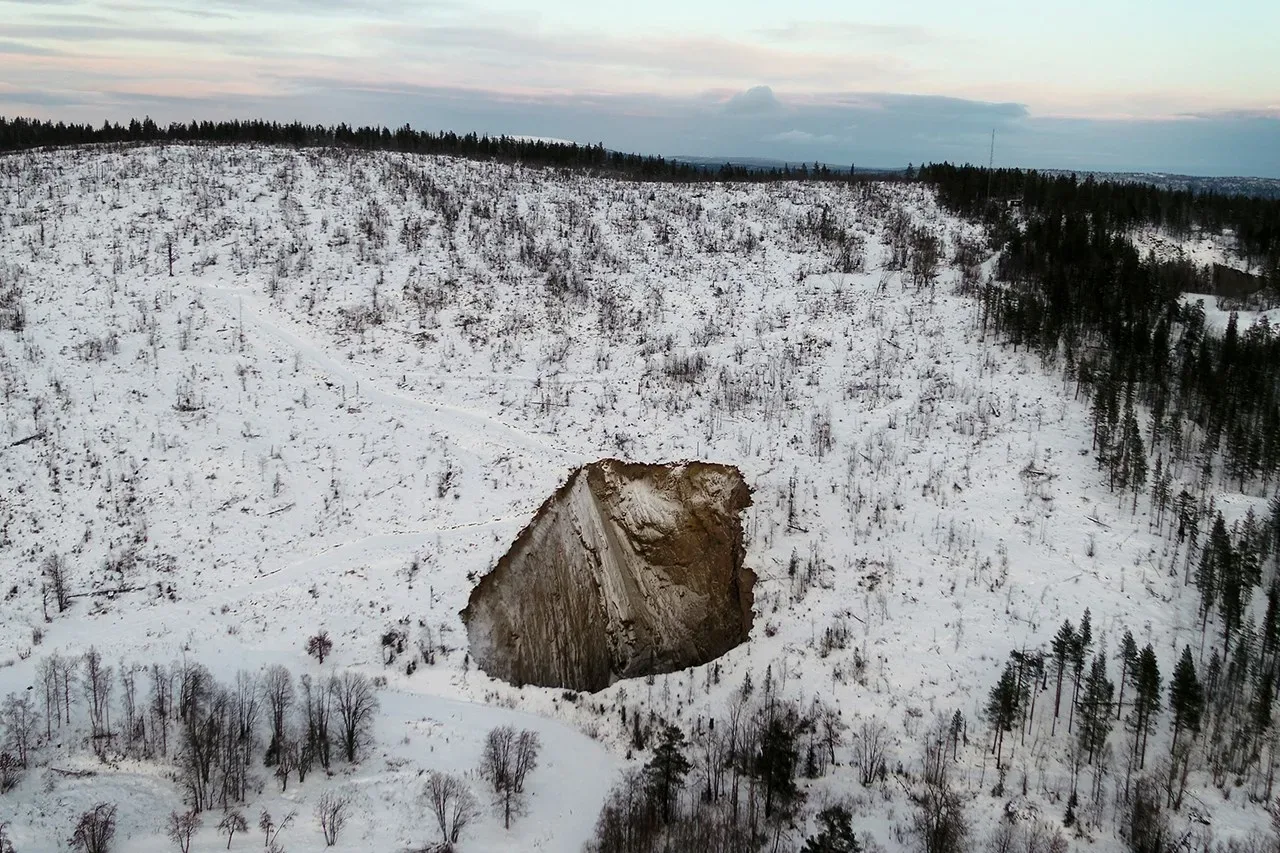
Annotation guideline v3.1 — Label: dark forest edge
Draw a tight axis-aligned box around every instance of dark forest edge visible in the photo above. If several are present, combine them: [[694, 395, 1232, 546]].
[[0, 115, 873, 183], [922, 162, 1280, 489]]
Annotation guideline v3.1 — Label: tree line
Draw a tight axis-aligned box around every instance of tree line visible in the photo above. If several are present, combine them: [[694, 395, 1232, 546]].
[[922, 163, 1280, 498], [1, 651, 378, 846], [0, 116, 875, 184]]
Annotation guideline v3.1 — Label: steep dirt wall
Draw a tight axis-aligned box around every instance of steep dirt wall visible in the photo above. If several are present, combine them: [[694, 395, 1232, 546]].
[[461, 459, 754, 692]]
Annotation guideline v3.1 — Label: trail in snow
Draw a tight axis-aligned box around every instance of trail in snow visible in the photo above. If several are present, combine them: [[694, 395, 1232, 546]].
[[201, 283, 589, 462]]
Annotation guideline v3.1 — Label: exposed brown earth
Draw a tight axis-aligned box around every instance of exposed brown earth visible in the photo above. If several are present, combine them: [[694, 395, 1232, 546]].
[[461, 459, 754, 692]]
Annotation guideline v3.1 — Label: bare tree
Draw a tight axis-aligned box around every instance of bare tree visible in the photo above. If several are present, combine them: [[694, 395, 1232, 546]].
[[911, 740, 968, 853], [261, 664, 293, 765], [217, 810, 248, 849], [816, 700, 847, 768], [118, 664, 142, 757], [274, 739, 297, 792], [55, 654, 78, 727], [852, 718, 889, 786], [300, 674, 332, 770], [315, 789, 352, 846], [175, 675, 223, 813], [165, 810, 201, 853], [70, 803, 117, 853], [425, 771, 480, 848], [306, 631, 333, 664], [0, 819, 14, 853], [42, 553, 70, 613], [330, 671, 378, 763], [513, 730, 540, 793], [81, 647, 113, 755], [481, 725, 542, 829], [0, 693, 38, 768], [482, 725, 515, 796], [148, 663, 174, 758], [37, 655, 57, 739]]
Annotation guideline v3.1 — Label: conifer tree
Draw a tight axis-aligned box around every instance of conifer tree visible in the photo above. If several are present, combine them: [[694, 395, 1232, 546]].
[[1128, 645, 1163, 769], [1169, 646, 1204, 756], [644, 724, 692, 823], [1078, 653, 1114, 764], [1124, 404, 1148, 512], [803, 805, 860, 853], [1050, 620, 1076, 733], [987, 661, 1020, 769], [1118, 631, 1139, 721], [1216, 517, 1257, 654], [1068, 609, 1093, 733], [1197, 514, 1230, 636], [1261, 582, 1280, 686], [757, 711, 802, 818]]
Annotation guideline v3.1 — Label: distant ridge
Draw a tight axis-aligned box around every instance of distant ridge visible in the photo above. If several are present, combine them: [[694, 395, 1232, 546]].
[[671, 154, 906, 175], [1041, 168, 1280, 200]]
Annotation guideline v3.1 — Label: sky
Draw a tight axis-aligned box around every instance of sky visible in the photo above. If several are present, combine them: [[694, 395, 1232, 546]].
[[2, 0, 1278, 176]]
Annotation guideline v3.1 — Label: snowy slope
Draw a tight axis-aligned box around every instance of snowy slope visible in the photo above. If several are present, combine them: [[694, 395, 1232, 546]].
[[0, 145, 1265, 851]]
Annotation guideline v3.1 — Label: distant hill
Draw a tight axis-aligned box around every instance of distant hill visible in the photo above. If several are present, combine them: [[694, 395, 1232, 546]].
[[1043, 169, 1280, 199], [670, 154, 906, 176]]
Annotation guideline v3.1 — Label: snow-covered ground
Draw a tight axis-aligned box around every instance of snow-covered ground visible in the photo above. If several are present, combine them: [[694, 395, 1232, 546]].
[[1178, 292, 1280, 336], [0, 145, 1268, 851], [1129, 224, 1246, 271]]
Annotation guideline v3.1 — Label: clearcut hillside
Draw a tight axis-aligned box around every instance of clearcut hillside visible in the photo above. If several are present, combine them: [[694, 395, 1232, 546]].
[[0, 144, 1268, 853]]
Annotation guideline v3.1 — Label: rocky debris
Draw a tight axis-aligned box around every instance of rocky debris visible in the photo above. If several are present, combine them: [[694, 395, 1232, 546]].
[[462, 459, 754, 691]]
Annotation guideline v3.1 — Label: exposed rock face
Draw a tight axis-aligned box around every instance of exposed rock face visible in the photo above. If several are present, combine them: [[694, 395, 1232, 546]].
[[462, 459, 754, 692]]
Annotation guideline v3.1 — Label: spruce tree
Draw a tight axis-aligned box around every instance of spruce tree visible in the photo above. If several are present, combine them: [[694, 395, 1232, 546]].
[[1068, 609, 1093, 733], [803, 805, 860, 853], [644, 724, 692, 823], [757, 712, 802, 818], [1050, 620, 1076, 732], [1261, 581, 1280, 680], [1128, 644, 1163, 769], [987, 661, 1020, 769], [1117, 630, 1138, 721], [1215, 518, 1255, 654], [1078, 653, 1114, 764], [1125, 408, 1148, 512], [1169, 646, 1204, 756], [1197, 514, 1230, 636]]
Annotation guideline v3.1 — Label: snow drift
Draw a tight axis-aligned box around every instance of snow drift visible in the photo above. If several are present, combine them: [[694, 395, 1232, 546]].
[[462, 460, 754, 691]]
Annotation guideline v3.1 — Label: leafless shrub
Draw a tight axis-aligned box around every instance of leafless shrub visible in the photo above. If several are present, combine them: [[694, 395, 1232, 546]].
[[165, 810, 201, 853], [0, 753, 21, 793], [258, 809, 295, 851], [314, 789, 352, 846], [75, 332, 119, 362], [173, 379, 203, 412], [0, 284, 23, 332], [70, 803, 117, 853], [660, 352, 706, 384], [218, 810, 248, 849]]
